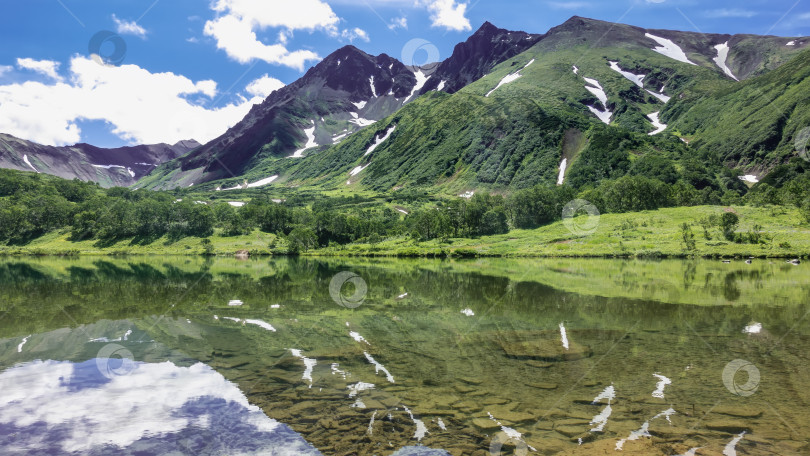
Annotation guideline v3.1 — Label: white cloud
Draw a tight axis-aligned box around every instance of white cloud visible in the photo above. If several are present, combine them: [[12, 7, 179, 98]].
[[547, 1, 592, 9], [16, 58, 62, 81], [203, 0, 347, 70], [0, 65, 12, 77], [112, 14, 148, 38], [417, 0, 471, 32], [341, 27, 370, 43], [0, 56, 273, 146], [388, 16, 408, 30], [704, 8, 758, 18], [245, 74, 285, 98]]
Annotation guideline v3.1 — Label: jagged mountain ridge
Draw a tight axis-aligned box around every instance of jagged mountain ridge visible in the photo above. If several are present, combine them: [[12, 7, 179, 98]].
[[141, 24, 545, 189], [418, 21, 543, 94], [0, 134, 199, 188], [136, 16, 808, 191]]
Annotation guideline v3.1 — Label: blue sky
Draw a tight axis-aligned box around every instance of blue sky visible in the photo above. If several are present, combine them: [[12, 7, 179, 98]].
[[0, 0, 808, 148]]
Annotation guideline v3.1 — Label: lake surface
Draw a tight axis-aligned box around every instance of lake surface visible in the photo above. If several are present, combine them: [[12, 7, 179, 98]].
[[0, 256, 808, 455]]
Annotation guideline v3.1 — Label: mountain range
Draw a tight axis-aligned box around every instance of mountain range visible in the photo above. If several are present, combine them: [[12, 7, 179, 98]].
[[0, 135, 199, 188], [4, 17, 809, 194]]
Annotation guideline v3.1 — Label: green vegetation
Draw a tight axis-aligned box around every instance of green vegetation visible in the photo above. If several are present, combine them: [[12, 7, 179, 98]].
[[3, 161, 810, 258]]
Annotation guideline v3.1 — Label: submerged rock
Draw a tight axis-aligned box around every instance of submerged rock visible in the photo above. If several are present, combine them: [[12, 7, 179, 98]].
[[499, 337, 591, 361]]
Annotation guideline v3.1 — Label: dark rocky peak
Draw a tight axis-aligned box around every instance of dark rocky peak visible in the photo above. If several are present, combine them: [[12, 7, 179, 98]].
[[420, 21, 543, 94]]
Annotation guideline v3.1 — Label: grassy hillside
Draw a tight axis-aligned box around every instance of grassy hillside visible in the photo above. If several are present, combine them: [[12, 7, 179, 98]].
[[667, 47, 810, 173]]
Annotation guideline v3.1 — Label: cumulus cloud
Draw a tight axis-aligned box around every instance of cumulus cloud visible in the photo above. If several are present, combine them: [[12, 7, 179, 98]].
[[112, 14, 148, 38], [203, 0, 345, 70], [0, 65, 12, 77], [388, 16, 408, 31], [417, 0, 471, 32], [16, 58, 62, 81], [0, 56, 276, 146], [245, 74, 286, 98], [341, 27, 370, 43]]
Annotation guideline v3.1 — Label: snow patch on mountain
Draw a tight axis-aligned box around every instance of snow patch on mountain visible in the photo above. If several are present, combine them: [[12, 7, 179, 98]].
[[290, 121, 317, 158], [786, 41, 796, 46], [647, 112, 667, 135], [646, 33, 696, 66], [248, 175, 278, 188], [350, 163, 370, 177], [557, 158, 567, 185], [350, 118, 376, 127], [608, 61, 645, 88], [369, 76, 377, 97], [405, 69, 429, 102], [365, 126, 396, 156], [436, 80, 447, 91], [352, 101, 368, 111], [582, 77, 612, 124], [21, 155, 39, 173], [646, 89, 671, 103], [486, 59, 535, 97], [713, 42, 739, 81]]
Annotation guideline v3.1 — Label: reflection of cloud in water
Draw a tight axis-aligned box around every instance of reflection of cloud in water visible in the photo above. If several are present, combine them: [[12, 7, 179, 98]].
[[0, 359, 321, 455]]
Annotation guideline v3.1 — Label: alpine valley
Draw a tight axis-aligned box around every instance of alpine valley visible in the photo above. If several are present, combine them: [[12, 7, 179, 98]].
[[2, 16, 810, 258]]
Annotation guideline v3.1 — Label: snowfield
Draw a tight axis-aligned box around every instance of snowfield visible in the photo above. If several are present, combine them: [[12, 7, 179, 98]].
[[485, 59, 535, 97], [557, 158, 567, 185], [645, 33, 696, 65], [22, 154, 39, 173], [645, 88, 671, 103], [349, 163, 370, 177], [247, 175, 279, 188], [647, 112, 667, 135], [290, 122, 317, 158], [608, 61, 645, 88], [404, 69, 429, 102], [713, 42, 738, 81], [583, 77, 612, 124], [365, 126, 396, 156]]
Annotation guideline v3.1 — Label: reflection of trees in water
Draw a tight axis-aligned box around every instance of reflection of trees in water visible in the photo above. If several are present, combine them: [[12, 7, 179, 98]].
[[682, 261, 697, 291], [703, 269, 769, 303]]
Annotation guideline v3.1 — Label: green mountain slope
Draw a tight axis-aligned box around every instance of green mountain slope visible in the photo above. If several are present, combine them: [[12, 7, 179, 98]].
[[136, 17, 809, 195], [666, 47, 810, 175]]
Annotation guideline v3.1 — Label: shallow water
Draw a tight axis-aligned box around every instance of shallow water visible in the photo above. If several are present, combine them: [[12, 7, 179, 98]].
[[0, 256, 808, 455]]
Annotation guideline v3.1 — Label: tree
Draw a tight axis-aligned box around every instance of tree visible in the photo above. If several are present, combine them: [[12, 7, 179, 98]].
[[720, 212, 739, 241], [681, 223, 696, 251], [801, 198, 810, 224], [286, 226, 318, 254]]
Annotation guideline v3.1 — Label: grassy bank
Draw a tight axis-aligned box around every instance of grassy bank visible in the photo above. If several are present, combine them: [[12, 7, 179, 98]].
[[311, 205, 810, 259], [1, 205, 808, 258]]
